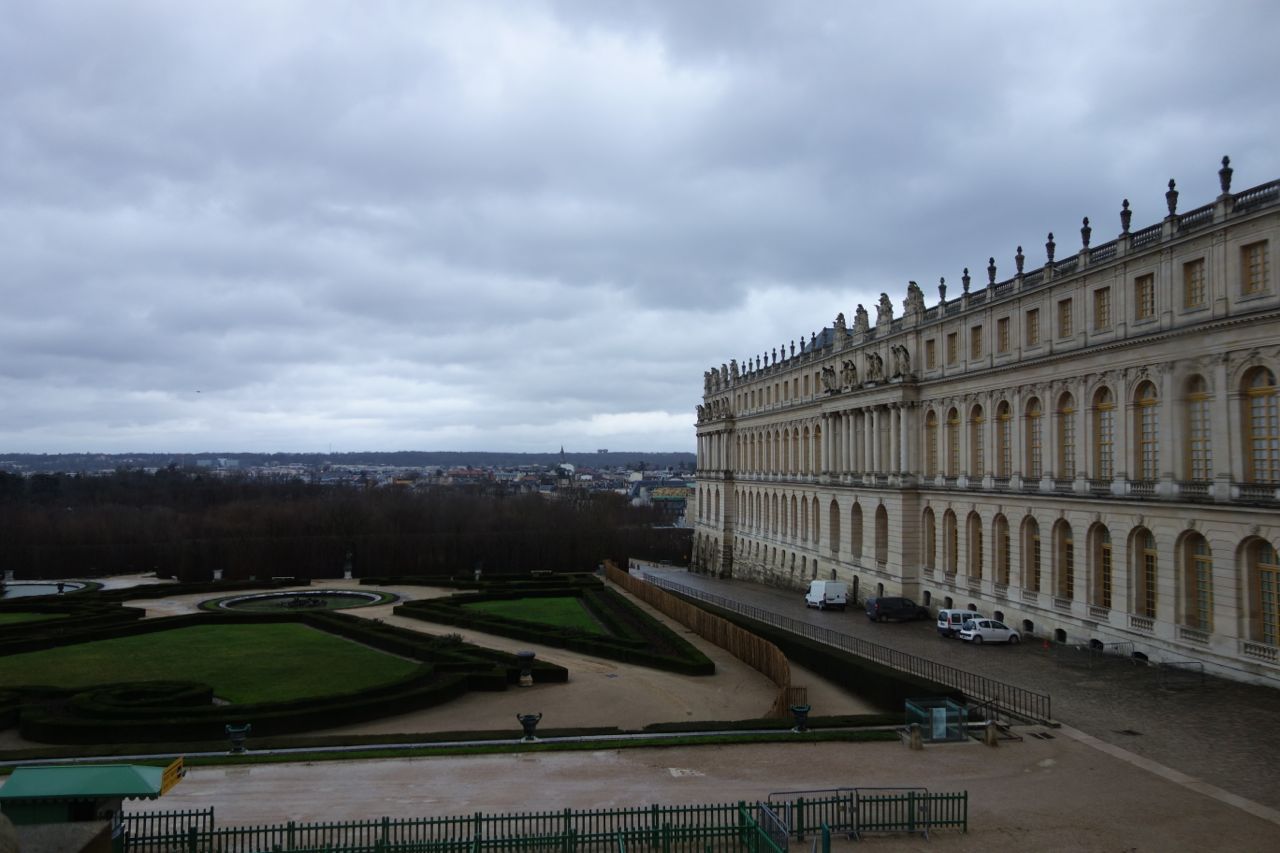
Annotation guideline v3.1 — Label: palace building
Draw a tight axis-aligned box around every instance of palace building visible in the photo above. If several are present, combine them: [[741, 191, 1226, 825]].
[[692, 157, 1280, 685]]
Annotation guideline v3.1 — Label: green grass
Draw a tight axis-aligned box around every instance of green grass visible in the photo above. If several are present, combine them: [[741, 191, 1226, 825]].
[[0, 623, 420, 704], [462, 596, 607, 635], [0, 613, 65, 626]]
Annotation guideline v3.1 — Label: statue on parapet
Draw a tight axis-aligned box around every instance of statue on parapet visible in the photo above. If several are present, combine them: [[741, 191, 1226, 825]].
[[820, 365, 838, 391], [853, 304, 869, 334], [876, 292, 894, 325], [903, 281, 925, 316]]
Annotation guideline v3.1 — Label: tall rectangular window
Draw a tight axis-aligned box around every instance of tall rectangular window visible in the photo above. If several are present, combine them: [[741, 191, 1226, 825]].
[[1192, 540, 1213, 630], [1057, 298, 1073, 338], [925, 339, 937, 369], [997, 317, 1010, 353], [1031, 535, 1042, 592], [1093, 287, 1112, 330], [1187, 378, 1212, 480], [1095, 398, 1115, 479], [1243, 241, 1270, 295], [1183, 259, 1206, 308], [1027, 401, 1043, 479], [1100, 540, 1113, 609], [946, 332, 958, 365], [1135, 273, 1155, 319], [970, 325, 983, 359], [1142, 538, 1158, 619], [1026, 308, 1040, 346]]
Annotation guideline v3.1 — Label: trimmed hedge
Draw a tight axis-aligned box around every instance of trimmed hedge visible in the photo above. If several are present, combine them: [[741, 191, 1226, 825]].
[[394, 581, 714, 676], [0, 608, 567, 744]]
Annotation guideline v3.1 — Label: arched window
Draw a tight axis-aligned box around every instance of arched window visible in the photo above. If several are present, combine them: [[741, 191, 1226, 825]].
[[969, 405, 985, 476], [996, 401, 1012, 477], [802, 426, 811, 474], [1185, 376, 1212, 481], [1025, 397, 1043, 479], [1090, 525, 1112, 609], [924, 410, 939, 476], [791, 428, 801, 474], [1054, 520, 1075, 600], [1181, 532, 1212, 631], [967, 511, 983, 579], [1133, 528, 1157, 619], [946, 407, 960, 477], [943, 510, 958, 575], [1093, 387, 1115, 480], [796, 495, 804, 541], [813, 425, 822, 473], [1134, 381, 1159, 481], [1248, 540, 1278, 646], [811, 496, 820, 543], [828, 500, 841, 553], [993, 514, 1010, 585], [1057, 393, 1076, 478], [850, 503, 864, 560], [1022, 517, 1041, 592], [1244, 367, 1278, 482], [922, 508, 936, 570], [874, 505, 889, 564]]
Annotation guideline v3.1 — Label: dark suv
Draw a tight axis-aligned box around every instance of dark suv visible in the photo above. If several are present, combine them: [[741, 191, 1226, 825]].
[[864, 596, 930, 622]]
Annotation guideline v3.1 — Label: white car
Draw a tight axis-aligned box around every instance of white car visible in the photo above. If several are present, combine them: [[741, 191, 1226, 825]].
[[959, 618, 1020, 644]]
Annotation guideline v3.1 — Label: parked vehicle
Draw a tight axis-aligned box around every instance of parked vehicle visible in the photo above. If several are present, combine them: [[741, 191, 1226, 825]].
[[864, 596, 929, 622], [937, 608, 984, 638], [958, 618, 1021, 644], [805, 580, 848, 610]]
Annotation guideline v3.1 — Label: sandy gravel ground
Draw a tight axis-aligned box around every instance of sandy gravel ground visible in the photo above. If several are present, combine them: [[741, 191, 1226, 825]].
[[128, 735, 1277, 851]]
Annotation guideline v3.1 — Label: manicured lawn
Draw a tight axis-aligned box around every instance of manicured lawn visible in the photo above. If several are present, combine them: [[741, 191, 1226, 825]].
[[0, 613, 65, 626], [0, 624, 420, 704], [463, 596, 607, 635]]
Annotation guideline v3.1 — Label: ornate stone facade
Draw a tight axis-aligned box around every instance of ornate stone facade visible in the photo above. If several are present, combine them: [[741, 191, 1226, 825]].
[[694, 159, 1280, 685]]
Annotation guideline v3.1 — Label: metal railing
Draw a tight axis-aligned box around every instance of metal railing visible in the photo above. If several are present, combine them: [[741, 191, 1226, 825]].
[[124, 801, 788, 853], [643, 574, 1052, 722]]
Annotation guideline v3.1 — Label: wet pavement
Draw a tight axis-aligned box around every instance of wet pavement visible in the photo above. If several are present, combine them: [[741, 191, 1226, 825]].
[[640, 566, 1280, 812]]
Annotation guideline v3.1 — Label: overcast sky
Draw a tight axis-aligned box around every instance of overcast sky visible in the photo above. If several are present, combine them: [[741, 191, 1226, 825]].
[[2, 1, 1278, 455]]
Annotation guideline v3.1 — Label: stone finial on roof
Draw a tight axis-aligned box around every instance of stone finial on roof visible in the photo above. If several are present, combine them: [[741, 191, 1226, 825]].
[[1015, 246, 1025, 274], [1080, 217, 1091, 249], [987, 257, 996, 285], [961, 268, 971, 294], [1120, 199, 1132, 233], [1045, 232, 1055, 264], [1219, 155, 1233, 195], [938, 276, 946, 304], [1166, 179, 1178, 216]]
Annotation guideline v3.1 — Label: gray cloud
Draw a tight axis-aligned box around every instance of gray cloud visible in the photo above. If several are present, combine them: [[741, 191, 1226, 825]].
[[1, 0, 1278, 453]]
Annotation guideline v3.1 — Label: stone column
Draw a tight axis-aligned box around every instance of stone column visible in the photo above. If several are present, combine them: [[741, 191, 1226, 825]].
[[889, 404, 901, 474]]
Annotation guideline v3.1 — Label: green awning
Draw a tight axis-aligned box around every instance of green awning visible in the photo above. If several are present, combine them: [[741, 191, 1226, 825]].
[[0, 764, 165, 802]]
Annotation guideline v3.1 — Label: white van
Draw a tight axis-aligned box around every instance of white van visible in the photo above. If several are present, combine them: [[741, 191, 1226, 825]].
[[937, 608, 983, 638], [805, 580, 848, 611]]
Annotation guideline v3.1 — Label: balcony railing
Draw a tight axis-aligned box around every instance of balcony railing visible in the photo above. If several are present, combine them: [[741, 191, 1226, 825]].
[[993, 582, 1008, 599], [1177, 480, 1210, 499], [1241, 640, 1277, 663], [1128, 480, 1156, 497], [1053, 596, 1073, 612], [1128, 614, 1155, 632], [1088, 605, 1111, 620], [1020, 588, 1040, 604]]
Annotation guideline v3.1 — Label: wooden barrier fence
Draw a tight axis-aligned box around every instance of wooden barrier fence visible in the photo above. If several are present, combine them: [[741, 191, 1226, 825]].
[[604, 562, 803, 718]]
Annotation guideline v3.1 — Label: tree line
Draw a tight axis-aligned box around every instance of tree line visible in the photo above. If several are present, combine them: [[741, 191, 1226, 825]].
[[0, 470, 690, 581]]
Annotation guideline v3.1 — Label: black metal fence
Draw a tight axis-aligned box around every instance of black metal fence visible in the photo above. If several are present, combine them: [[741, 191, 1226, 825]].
[[643, 573, 1052, 723]]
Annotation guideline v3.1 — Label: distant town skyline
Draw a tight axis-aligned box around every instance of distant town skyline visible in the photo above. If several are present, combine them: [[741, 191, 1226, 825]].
[[2, 1, 1279, 453]]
